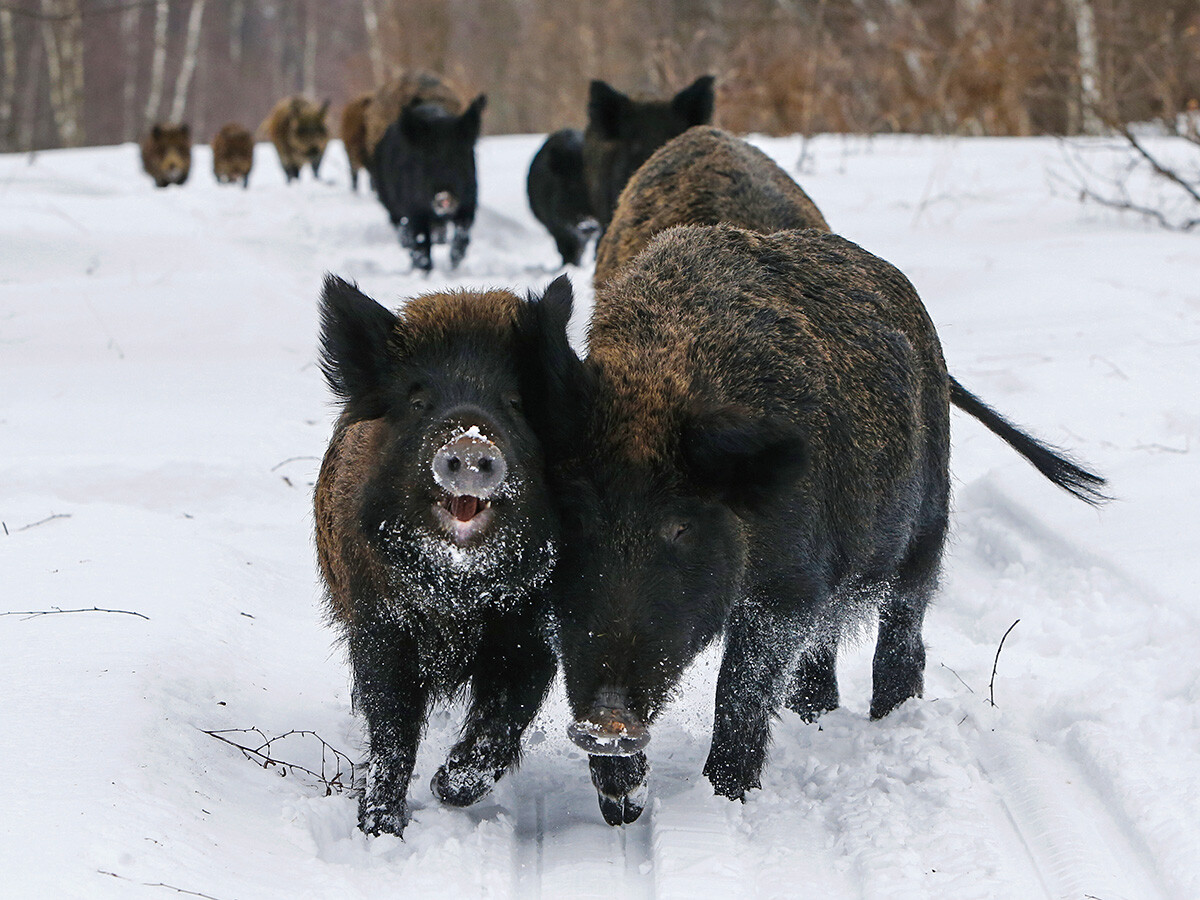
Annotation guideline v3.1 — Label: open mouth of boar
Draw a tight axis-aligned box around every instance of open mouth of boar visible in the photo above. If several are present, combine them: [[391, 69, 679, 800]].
[[433, 493, 495, 545]]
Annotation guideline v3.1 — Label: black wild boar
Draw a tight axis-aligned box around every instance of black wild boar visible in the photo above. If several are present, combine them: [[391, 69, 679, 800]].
[[368, 72, 486, 272], [341, 93, 372, 191], [140, 123, 191, 188], [525, 228, 1106, 825], [594, 126, 829, 285], [314, 275, 559, 837], [527, 128, 599, 267], [263, 95, 330, 182], [211, 122, 254, 187], [582, 75, 715, 230]]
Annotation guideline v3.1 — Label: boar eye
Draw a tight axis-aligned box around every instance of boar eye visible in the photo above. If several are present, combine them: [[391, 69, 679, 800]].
[[662, 521, 690, 543], [506, 394, 523, 414], [408, 384, 427, 411]]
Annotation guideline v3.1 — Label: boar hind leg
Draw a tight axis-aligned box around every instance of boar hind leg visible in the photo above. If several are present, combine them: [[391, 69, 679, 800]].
[[784, 642, 839, 723], [589, 752, 649, 826], [704, 600, 810, 801], [449, 216, 473, 269], [551, 227, 584, 268], [433, 624, 556, 808], [869, 523, 945, 720], [351, 634, 429, 837]]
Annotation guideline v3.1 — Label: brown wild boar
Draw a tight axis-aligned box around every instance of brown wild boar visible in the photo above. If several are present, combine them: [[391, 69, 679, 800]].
[[211, 123, 254, 187], [140, 123, 191, 188], [594, 126, 830, 284], [263, 95, 330, 182], [340, 93, 373, 191], [362, 71, 467, 170]]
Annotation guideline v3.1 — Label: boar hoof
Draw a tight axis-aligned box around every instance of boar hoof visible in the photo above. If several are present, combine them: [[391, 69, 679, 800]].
[[597, 789, 645, 826], [358, 796, 408, 837], [702, 758, 760, 802], [430, 763, 495, 808]]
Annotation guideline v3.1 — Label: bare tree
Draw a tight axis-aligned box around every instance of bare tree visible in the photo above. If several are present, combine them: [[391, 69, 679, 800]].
[[39, 0, 84, 146], [169, 0, 208, 123], [0, 5, 16, 148], [361, 0, 385, 84], [302, 0, 317, 97], [143, 0, 169, 127], [1065, 0, 1103, 133]]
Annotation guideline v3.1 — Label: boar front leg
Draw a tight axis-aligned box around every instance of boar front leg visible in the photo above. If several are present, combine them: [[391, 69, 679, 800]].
[[350, 631, 429, 837], [703, 599, 809, 801], [449, 210, 474, 269], [589, 752, 648, 825], [433, 617, 556, 807]]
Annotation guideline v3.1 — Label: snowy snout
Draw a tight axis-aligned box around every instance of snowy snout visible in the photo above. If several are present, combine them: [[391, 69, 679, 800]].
[[432, 191, 460, 218], [569, 701, 650, 756], [431, 430, 508, 545]]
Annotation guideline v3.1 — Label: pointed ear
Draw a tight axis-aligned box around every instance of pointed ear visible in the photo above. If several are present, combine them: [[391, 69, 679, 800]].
[[151, 124, 163, 140], [458, 94, 486, 141], [319, 99, 331, 118], [179, 123, 190, 141], [318, 274, 399, 409], [516, 275, 590, 445], [681, 404, 807, 511], [588, 80, 628, 139], [672, 75, 715, 126]]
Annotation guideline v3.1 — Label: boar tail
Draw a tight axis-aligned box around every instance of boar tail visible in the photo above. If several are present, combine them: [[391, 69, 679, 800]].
[[948, 376, 1109, 506]]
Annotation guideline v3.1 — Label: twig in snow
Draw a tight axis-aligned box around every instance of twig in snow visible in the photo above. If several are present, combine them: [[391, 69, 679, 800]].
[[98, 870, 231, 900], [1, 606, 150, 621], [939, 662, 975, 693], [201, 727, 356, 796], [269, 456, 319, 473], [989, 619, 1020, 708], [16, 513, 71, 531]]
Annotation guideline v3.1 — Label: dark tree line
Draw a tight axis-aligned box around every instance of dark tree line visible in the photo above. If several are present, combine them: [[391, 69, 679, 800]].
[[1, 0, 1198, 152]]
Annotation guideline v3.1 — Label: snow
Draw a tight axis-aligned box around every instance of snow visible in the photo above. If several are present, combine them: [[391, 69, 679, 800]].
[[2, 132, 1198, 899]]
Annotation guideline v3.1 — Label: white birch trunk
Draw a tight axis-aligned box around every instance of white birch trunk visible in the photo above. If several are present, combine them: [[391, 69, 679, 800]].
[[39, 0, 83, 147], [144, 0, 169, 127], [303, 0, 318, 97], [1, 7, 17, 148], [170, 0, 208, 124], [1066, 0, 1103, 134], [229, 0, 246, 67], [120, 4, 140, 141], [362, 0, 386, 84]]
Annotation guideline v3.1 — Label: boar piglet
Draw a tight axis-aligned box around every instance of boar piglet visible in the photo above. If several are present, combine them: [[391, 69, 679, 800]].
[[211, 123, 254, 188], [263, 95, 330, 182], [527, 128, 599, 267], [526, 229, 1106, 825], [315, 275, 560, 837], [141, 123, 191, 188], [583, 75, 714, 230]]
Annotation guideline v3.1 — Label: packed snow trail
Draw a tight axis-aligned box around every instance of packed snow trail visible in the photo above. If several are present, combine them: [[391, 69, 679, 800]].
[[2, 133, 1199, 899]]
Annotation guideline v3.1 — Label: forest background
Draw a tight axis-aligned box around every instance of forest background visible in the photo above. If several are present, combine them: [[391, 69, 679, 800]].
[[2, 0, 1198, 153]]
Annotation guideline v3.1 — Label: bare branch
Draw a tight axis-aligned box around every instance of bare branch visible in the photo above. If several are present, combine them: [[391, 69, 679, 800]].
[[98, 870, 230, 900], [1, 606, 150, 620], [989, 619, 1021, 708], [201, 727, 356, 797], [14, 512, 71, 531]]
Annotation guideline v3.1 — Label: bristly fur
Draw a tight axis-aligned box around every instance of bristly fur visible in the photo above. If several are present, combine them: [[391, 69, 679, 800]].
[[140, 123, 191, 188], [527, 129, 597, 266], [262, 95, 330, 182], [595, 126, 829, 284], [340, 93, 373, 191]]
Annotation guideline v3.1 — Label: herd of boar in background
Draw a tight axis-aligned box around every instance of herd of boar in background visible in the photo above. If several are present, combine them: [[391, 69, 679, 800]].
[[140, 70, 1109, 837]]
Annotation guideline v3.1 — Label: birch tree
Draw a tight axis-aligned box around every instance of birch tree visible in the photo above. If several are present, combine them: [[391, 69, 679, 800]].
[[39, 0, 84, 147], [170, 0, 208, 123], [1, 6, 17, 149], [1065, 0, 1103, 133], [362, 0, 385, 84], [143, 0, 169, 127]]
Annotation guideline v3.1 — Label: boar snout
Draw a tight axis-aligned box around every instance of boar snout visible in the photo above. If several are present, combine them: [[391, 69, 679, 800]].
[[568, 692, 650, 756], [432, 190, 459, 217], [432, 431, 508, 500]]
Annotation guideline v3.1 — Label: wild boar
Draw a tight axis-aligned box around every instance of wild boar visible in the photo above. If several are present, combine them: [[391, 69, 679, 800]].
[[368, 72, 486, 272], [211, 122, 254, 188], [527, 128, 599, 267], [340, 93, 373, 191], [315, 275, 560, 836], [140, 123, 191, 188], [582, 75, 715, 230], [594, 126, 829, 285], [524, 227, 1106, 825], [263, 95, 330, 182]]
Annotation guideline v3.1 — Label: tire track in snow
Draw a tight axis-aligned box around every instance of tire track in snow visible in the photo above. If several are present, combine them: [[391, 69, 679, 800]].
[[975, 728, 1170, 900]]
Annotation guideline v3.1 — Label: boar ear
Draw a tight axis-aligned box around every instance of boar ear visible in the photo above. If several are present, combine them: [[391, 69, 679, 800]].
[[318, 274, 399, 408], [179, 123, 190, 141], [588, 80, 629, 140], [681, 404, 807, 511], [517, 275, 590, 441], [672, 75, 715, 126], [458, 94, 486, 141], [319, 99, 331, 118], [151, 124, 163, 140]]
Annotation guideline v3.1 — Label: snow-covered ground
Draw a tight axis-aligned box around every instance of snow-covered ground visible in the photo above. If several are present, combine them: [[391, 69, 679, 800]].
[[2, 131, 1198, 900]]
